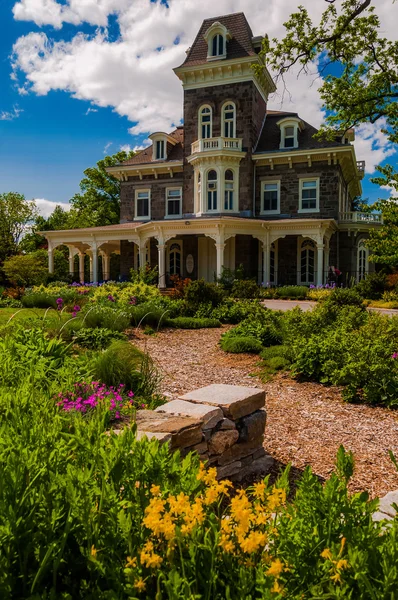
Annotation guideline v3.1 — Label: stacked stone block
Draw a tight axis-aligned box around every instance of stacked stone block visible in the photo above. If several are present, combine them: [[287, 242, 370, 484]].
[[135, 384, 274, 481]]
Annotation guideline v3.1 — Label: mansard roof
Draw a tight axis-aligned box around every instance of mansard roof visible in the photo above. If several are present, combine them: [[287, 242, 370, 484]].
[[121, 126, 184, 166], [256, 110, 346, 153], [180, 12, 257, 67]]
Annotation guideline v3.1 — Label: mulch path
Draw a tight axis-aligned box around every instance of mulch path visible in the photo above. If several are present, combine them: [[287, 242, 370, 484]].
[[133, 327, 398, 498]]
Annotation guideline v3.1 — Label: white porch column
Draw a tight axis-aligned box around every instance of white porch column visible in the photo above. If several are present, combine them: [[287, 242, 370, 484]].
[[157, 244, 166, 289], [68, 247, 75, 278], [78, 253, 85, 284], [324, 240, 330, 278], [92, 246, 98, 285], [139, 241, 147, 269], [89, 256, 93, 282], [215, 243, 226, 280], [48, 248, 54, 274], [262, 240, 270, 286], [102, 252, 111, 281], [317, 243, 325, 286]]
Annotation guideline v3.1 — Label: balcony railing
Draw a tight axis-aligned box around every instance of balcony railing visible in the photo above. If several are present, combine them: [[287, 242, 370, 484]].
[[339, 211, 383, 224], [191, 137, 243, 154], [357, 160, 365, 179]]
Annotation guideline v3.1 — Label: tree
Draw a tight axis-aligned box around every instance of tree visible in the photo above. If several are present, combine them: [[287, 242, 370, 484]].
[[0, 192, 38, 261], [2, 253, 48, 287], [68, 150, 135, 227], [256, 0, 398, 265], [21, 205, 72, 252]]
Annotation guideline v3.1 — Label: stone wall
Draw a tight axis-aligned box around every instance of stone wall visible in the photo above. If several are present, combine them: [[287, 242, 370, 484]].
[[120, 175, 184, 222], [134, 384, 273, 481]]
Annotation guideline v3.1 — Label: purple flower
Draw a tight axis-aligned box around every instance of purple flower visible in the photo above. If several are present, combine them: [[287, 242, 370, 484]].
[[129, 296, 137, 305], [56, 297, 64, 310], [392, 353, 398, 359], [107, 294, 115, 302]]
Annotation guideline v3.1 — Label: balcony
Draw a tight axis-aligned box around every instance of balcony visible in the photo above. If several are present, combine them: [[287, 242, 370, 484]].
[[339, 211, 382, 224], [357, 160, 365, 179], [191, 137, 243, 154]]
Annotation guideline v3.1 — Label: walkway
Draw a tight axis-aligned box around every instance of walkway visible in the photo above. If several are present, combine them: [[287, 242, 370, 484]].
[[263, 299, 398, 316], [134, 326, 398, 498]]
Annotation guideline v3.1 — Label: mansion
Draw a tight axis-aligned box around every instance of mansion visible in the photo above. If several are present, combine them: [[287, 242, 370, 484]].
[[41, 12, 381, 287]]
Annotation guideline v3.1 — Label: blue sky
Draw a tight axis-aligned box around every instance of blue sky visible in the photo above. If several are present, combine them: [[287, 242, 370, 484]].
[[0, 0, 396, 216]]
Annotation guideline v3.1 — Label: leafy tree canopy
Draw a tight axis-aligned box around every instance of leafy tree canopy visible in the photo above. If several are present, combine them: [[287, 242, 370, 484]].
[[0, 192, 38, 262], [257, 0, 398, 266]]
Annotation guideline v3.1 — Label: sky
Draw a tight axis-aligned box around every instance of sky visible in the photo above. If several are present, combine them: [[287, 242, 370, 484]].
[[0, 0, 397, 217]]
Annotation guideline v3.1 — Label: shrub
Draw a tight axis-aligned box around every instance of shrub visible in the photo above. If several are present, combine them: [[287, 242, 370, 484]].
[[82, 305, 131, 332], [221, 335, 263, 354], [92, 341, 161, 399], [231, 279, 260, 299], [355, 271, 387, 299], [274, 285, 308, 299], [195, 299, 262, 324], [215, 264, 245, 289], [184, 279, 225, 310], [167, 317, 221, 329], [21, 291, 57, 309], [308, 288, 333, 301], [266, 355, 291, 370], [90, 282, 160, 305], [130, 264, 159, 285], [130, 301, 171, 328], [0, 298, 22, 308], [2, 253, 48, 287], [386, 272, 398, 290], [72, 327, 126, 349], [260, 345, 290, 361], [323, 287, 365, 311], [221, 310, 283, 347]]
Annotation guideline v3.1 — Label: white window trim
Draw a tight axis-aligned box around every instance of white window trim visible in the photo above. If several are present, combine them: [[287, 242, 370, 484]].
[[134, 188, 151, 221], [205, 167, 219, 213], [260, 180, 281, 215], [154, 139, 166, 161], [167, 239, 183, 276], [198, 105, 213, 140], [357, 240, 369, 282], [298, 177, 320, 214], [221, 101, 236, 139], [277, 117, 302, 150], [165, 186, 182, 219], [203, 22, 231, 61]]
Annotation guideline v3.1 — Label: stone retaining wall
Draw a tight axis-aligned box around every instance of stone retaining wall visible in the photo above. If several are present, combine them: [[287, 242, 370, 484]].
[[134, 384, 273, 481]]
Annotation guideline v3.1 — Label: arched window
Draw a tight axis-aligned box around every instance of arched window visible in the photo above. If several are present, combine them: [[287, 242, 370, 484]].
[[357, 240, 369, 281], [300, 239, 316, 284], [169, 242, 182, 276], [199, 106, 212, 139], [212, 34, 224, 57], [207, 170, 218, 212], [222, 103, 235, 138], [224, 169, 234, 211]]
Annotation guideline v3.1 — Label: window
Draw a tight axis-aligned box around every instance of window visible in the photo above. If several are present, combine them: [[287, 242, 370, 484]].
[[207, 170, 218, 211], [155, 139, 165, 160], [300, 239, 316, 284], [222, 103, 235, 138], [166, 187, 182, 218], [357, 240, 369, 281], [199, 106, 212, 139], [299, 178, 319, 212], [169, 242, 182, 276], [135, 189, 150, 219], [261, 181, 280, 214], [212, 34, 224, 57], [283, 126, 295, 148], [224, 169, 234, 211]]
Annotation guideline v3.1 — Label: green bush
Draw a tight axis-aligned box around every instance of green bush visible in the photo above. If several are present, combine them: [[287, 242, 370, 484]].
[[323, 287, 365, 311], [184, 279, 225, 310], [355, 271, 387, 299], [260, 345, 289, 361], [22, 291, 57, 309], [72, 327, 126, 349], [92, 341, 161, 398], [221, 335, 263, 354], [2, 253, 48, 287], [166, 317, 221, 329], [221, 309, 283, 347], [230, 279, 260, 299], [274, 285, 309, 299], [130, 301, 171, 328], [82, 305, 131, 332], [266, 355, 291, 370]]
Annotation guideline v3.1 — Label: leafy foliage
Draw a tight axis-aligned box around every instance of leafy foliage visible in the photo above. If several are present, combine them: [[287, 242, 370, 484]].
[[221, 335, 263, 354], [184, 279, 225, 311], [0, 192, 38, 262], [166, 317, 221, 329], [72, 327, 126, 349], [2, 253, 48, 287], [231, 279, 260, 299]]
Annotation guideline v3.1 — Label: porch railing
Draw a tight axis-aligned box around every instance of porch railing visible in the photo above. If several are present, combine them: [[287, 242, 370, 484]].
[[191, 137, 243, 154], [339, 211, 383, 224]]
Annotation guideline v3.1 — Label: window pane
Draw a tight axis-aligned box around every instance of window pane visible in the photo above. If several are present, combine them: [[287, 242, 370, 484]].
[[285, 126, 294, 136], [284, 137, 294, 148], [263, 184, 278, 211], [303, 180, 316, 188], [301, 181, 317, 209]]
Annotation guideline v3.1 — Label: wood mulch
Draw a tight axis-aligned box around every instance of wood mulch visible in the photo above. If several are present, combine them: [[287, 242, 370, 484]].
[[133, 326, 398, 498]]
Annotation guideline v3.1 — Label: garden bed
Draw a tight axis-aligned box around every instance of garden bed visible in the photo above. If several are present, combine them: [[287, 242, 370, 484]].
[[134, 327, 398, 498]]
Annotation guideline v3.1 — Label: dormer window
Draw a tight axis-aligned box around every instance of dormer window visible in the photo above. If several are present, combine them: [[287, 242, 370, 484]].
[[149, 132, 178, 162], [277, 117, 304, 150], [155, 139, 165, 160], [203, 21, 231, 61]]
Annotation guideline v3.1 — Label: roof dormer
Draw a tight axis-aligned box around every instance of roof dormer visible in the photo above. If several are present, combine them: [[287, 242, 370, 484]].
[[276, 117, 305, 150], [149, 132, 178, 161], [203, 21, 232, 61]]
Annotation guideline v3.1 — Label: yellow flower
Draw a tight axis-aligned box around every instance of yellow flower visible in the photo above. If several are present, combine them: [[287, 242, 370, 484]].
[[339, 537, 346, 556], [90, 545, 97, 559], [271, 580, 284, 594], [331, 572, 342, 584], [253, 481, 266, 500], [219, 534, 235, 554], [140, 544, 163, 569], [267, 558, 284, 577], [336, 559, 349, 571], [267, 488, 286, 511], [320, 548, 333, 561], [150, 484, 161, 496], [134, 577, 146, 592], [125, 556, 137, 568], [240, 531, 267, 554]]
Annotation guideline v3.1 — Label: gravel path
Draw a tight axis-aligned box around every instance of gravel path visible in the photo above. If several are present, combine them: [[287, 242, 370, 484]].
[[134, 327, 398, 497]]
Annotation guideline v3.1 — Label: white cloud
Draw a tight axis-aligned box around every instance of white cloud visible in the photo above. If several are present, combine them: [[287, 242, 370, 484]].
[[34, 198, 71, 217], [85, 107, 98, 115], [354, 119, 396, 174], [0, 105, 23, 121], [103, 141, 113, 154]]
